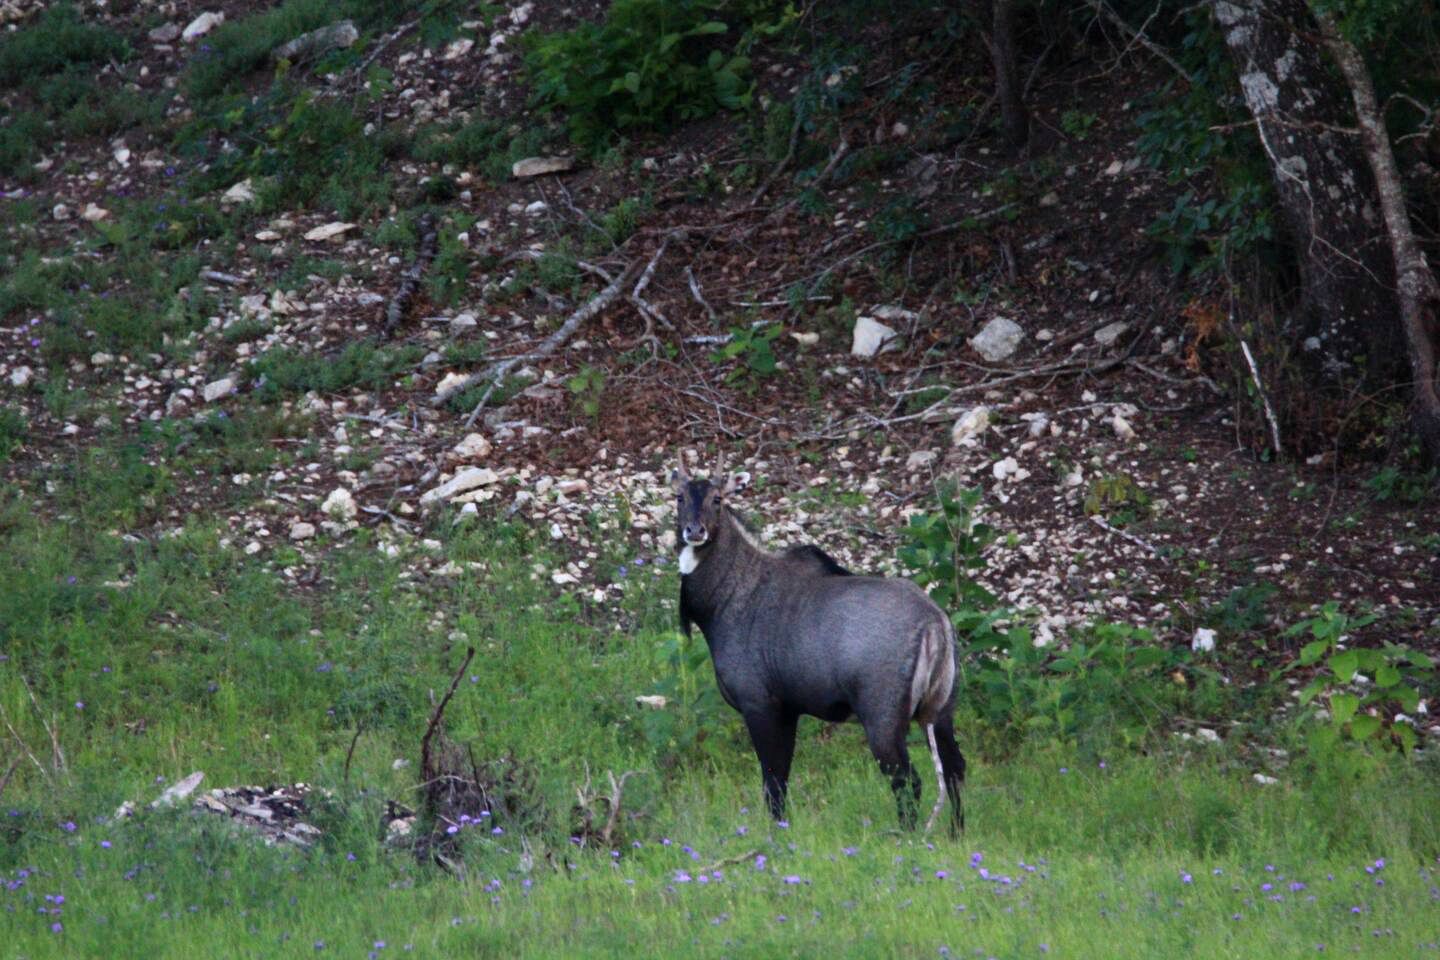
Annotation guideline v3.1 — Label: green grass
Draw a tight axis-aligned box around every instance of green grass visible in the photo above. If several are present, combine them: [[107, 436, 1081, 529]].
[[0, 4, 129, 90], [0, 473, 1437, 957]]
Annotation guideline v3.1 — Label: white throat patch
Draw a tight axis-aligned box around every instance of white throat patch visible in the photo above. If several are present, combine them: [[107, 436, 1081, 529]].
[[678, 544, 701, 575]]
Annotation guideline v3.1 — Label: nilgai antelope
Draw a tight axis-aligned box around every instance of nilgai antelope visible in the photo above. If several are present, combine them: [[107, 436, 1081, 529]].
[[673, 458, 965, 833]]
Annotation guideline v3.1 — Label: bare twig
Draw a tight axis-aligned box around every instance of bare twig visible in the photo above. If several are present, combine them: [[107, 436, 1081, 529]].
[[1083, 0, 1194, 86], [750, 112, 802, 206], [351, 19, 418, 84], [0, 702, 48, 783], [421, 647, 475, 786], [435, 266, 634, 419], [343, 725, 364, 786], [384, 212, 438, 337], [200, 270, 246, 287], [600, 770, 638, 846], [1088, 514, 1166, 559], [685, 265, 718, 326], [0, 754, 20, 803], [697, 849, 763, 874], [1238, 339, 1284, 457], [21, 676, 63, 774]]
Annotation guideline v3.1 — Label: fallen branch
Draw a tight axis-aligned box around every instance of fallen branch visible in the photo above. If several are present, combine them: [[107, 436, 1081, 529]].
[[1088, 514, 1166, 559], [421, 647, 476, 790], [697, 848, 763, 874], [200, 270, 246, 287], [383, 212, 438, 338], [351, 18, 418, 85], [749, 111, 802, 206], [1238, 339, 1283, 457], [0, 753, 20, 803], [600, 770, 637, 846], [447, 267, 634, 426], [685, 265, 718, 326]]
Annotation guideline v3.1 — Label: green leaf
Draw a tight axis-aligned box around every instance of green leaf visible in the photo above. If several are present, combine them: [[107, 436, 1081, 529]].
[[1349, 714, 1381, 740], [1330, 693, 1360, 727], [1375, 664, 1401, 688], [689, 20, 728, 35], [1298, 639, 1329, 665], [1396, 724, 1418, 752], [623, 71, 641, 94], [1329, 650, 1359, 682], [659, 32, 681, 53], [1392, 685, 1419, 713]]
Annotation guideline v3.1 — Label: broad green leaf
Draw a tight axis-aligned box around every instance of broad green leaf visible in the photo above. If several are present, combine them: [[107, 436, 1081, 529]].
[[1392, 685, 1419, 713], [623, 71, 641, 94], [689, 20, 728, 35], [1330, 693, 1360, 727], [659, 32, 681, 52], [1299, 639, 1329, 665], [1329, 650, 1358, 682], [1349, 714, 1381, 740], [1375, 664, 1401, 688], [1397, 724, 1418, 752]]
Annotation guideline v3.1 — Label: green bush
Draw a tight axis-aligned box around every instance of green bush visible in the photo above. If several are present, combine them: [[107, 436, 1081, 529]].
[[524, 0, 759, 149], [0, 406, 26, 462], [250, 342, 425, 399], [0, 3, 129, 90]]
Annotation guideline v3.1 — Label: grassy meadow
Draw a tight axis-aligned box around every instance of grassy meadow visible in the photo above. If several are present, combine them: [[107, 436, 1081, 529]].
[[1, 473, 1437, 958]]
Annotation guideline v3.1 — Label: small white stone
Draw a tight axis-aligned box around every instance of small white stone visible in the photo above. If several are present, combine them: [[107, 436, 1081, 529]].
[[524, 200, 549, 216], [969, 316, 1025, 362], [9, 365, 33, 388], [322, 487, 357, 521], [244, 541, 263, 556], [1110, 414, 1136, 441], [81, 202, 109, 221], [303, 221, 355, 242], [452, 432, 492, 460], [950, 406, 991, 447], [420, 467, 500, 507], [1094, 321, 1129, 347], [289, 521, 316, 541], [1191, 627, 1217, 653], [222, 179, 256, 204], [53, 204, 72, 221], [449, 312, 478, 333], [634, 695, 669, 709], [1253, 773, 1278, 785], [202, 377, 236, 402], [851, 316, 899, 357], [182, 11, 225, 42], [511, 156, 575, 178], [905, 450, 937, 471]]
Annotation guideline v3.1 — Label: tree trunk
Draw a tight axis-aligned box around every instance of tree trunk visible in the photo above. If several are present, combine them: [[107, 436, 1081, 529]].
[[1209, 0, 1401, 377], [1317, 14, 1440, 463], [975, 0, 1029, 150]]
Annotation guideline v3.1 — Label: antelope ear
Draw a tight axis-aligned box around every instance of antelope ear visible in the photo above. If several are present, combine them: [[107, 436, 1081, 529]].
[[722, 471, 751, 497]]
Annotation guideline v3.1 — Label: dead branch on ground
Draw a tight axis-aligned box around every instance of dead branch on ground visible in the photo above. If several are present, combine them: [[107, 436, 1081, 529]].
[[420, 646, 476, 796], [383, 212, 438, 338]]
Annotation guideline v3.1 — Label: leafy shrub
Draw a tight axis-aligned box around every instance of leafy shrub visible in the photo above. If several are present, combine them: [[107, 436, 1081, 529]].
[[710, 323, 782, 383], [901, 483, 1204, 750], [1284, 602, 1433, 752], [250, 342, 425, 399], [0, 406, 26, 462], [524, 0, 757, 149], [0, 4, 129, 90], [0, 111, 46, 177]]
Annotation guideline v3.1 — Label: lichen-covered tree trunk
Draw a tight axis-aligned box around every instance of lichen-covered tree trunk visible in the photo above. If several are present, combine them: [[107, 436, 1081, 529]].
[[1317, 14, 1440, 463], [1210, 0, 1401, 376]]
